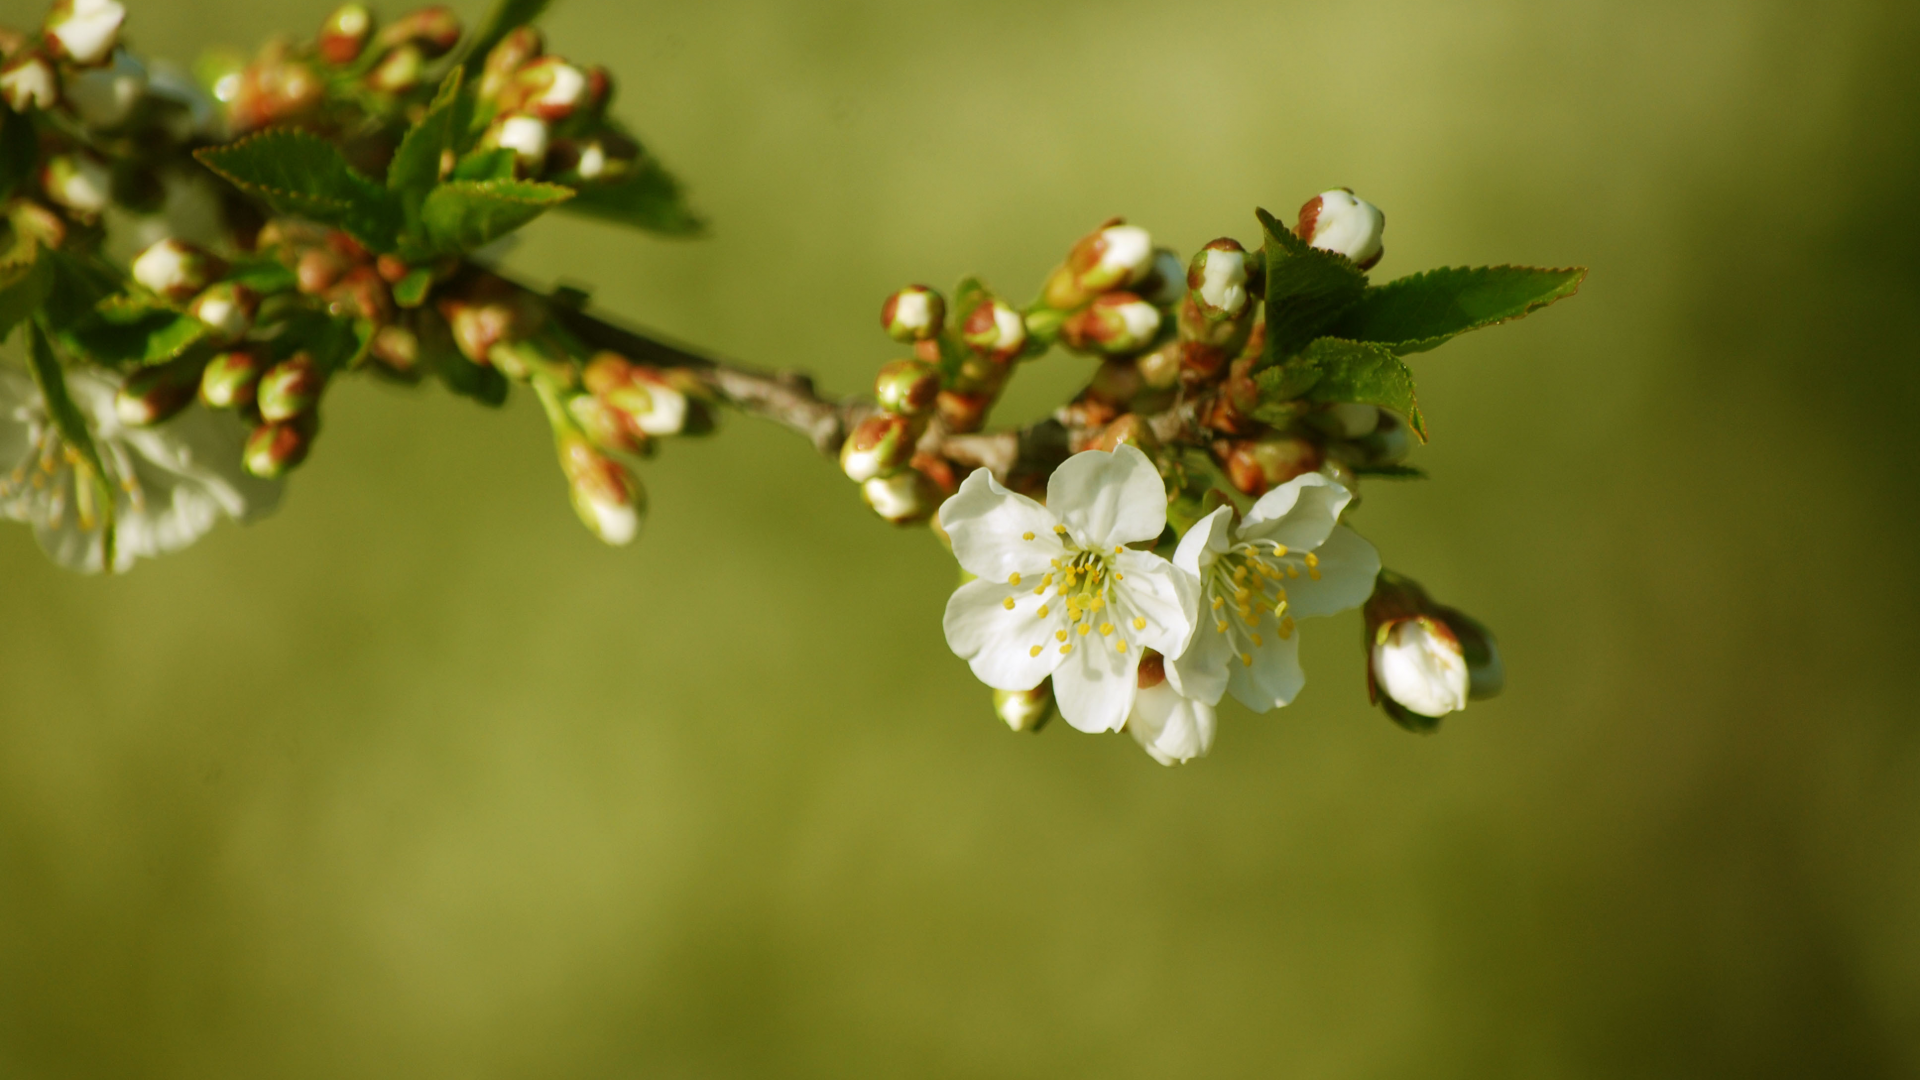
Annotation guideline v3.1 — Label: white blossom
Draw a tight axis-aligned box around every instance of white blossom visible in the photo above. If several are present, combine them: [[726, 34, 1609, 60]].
[[1299, 189, 1385, 269], [1127, 655, 1216, 766], [942, 445, 1196, 735], [0, 365, 279, 573], [1373, 616, 1469, 718], [46, 0, 126, 67], [1168, 473, 1380, 712]]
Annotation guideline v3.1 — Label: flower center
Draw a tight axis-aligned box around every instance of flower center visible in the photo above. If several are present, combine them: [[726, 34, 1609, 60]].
[[1013, 529, 1153, 659], [1204, 541, 1318, 666]]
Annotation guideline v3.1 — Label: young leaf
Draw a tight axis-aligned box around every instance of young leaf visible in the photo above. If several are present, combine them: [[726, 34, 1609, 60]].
[[461, 0, 551, 77], [196, 130, 400, 251], [1256, 337, 1428, 441], [433, 350, 509, 406], [420, 178, 573, 253], [557, 159, 704, 237], [0, 109, 38, 201], [1255, 206, 1367, 363], [26, 320, 115, 566], [39, 251, 120, 331], [388, 70, 470, 211], [60, 307, 207, 365], [1329, 265, 1587, 354], [451, 148, 518, 182]]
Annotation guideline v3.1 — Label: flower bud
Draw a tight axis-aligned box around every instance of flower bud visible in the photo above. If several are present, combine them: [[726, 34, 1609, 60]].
[[484, 113, 549, 174], [1324, 402, 1380, 439], [367, 43, 424, 94], [40, 152, 112, 215], [1186, 238, 1250, 320], [244, 413, 318, 478], [1224, 435, 1322, 497], [840, 411, 919, 483], [508, 56, 588, 121], [567, 391, 642, 454], [2, 52, 59, 111], [993, 682, 1055, 733], [1296, 188, 1385, 270], [294, 246, 348, 295], [935, 389, 990, 434], [478, 26, 541, 101], [200, 348, 266, 408], [1043, 219, 1154, 309], [1355, 412, 1413, 466], [44, 0, 126, 67], [129, 239, 218, 301], [439, 277, 547, 364], [1436, 605, 1503, 701], [1141, 247, 1187, 307], [229, 51, 323, 133], [872, 359, 939, 416], [190, 282, 259, 339], [555, 134, 636, 183], [324, 265, 394, 325], [960, 295, 1026, 359], [557, 433, 643, 546], [1085, 413, 1156, 454], [1136, 341, 1180, 390], [368, 324, 420, 377], [880, 285, 945, 343], [861, 468, 939, 525], [61, 47, 145, 127], [1371, 616, 1467, 722], [376, 5, 461, 58], [1060, 292, 1163, 354], [317, 4, 373, 65], [115, 356, 205, 426], [257, 353, 326, 422]]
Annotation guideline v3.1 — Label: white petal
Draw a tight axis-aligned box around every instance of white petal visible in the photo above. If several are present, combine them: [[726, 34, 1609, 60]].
[[1167, 598, 1232, 705], [1052, 624, 1137, 733], [1282, 525, 1381, 618], [1128, 681, 1217, 766], [120, 403, 282, 522], [1239, 473, 1351, 554], [1172, 504, 1233, 578], [1111, 549, 1196, 659], [939, 468, 1066, 580], [1227, 628, 1306, 713], [1045, 444, 1167, 548], [943, 578, 1064, 691]]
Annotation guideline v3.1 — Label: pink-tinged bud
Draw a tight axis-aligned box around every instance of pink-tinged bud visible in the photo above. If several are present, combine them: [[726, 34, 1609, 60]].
[[229, 51, 324, 133], [200, 348, 266, 408], [1084, 413, 1156, 454], [583, 352, 690, 437], [960, 296, 1026, 358], [992, 682, 1055, 733], [114, 357, 205, 426], [881, 285, 945, 343], [1186, 238, 1250, 320], [368, 325, 420, 376], [872, 359, 939, 416], [40, 152, 111, 215], [557, 134, 635, 183], [376, 5, 461, 58], [1136, 341, 1180, 390], [861, 468, 939, 525], [507, 56, 588, 121], [478, 25, 541, 101], [557, 433, 643, 545], [325, 265, 394, 326], [935, 389, 990, 434], [1044, 219, 1155, 309], [1, 52, 59, 111], [839, 411, 920, 483], [257, 353, 326, 422], [367, 43, 424, 94], [439, 278, 546, 364], [317, 4, 373, 65], [484, 113, 549, 174], [1224, 435, 1322, 497], [1060, 292, 1163, 354], [567, 392, 643, 454], [1296, 188, 1385, 270], [44, 0, 126, 67], [129, 239, 222, 300], [244, 413, 318, 478], [295, 247, 348, 295], [190, 282, 259, 339]]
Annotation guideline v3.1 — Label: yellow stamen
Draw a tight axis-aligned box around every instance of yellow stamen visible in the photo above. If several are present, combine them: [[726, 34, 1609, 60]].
[[1090, 596, 1105, 611], [1037, 605, 1050, 618], [1002, 597, 1016, 610], [1240, 652, 1253, 667], [1030, 645, 1043, 657], [1114, 572, 1124, 580], [1304, 552, 1319, 568], [1053, 524, 1068, 534], [1056, 630, 1068, 642], [1309, 568, 1321, 580], [1114, 545, 1124, 554], [1273, 544, 1288, 557], [1250, 633, 1263, 646], [1115, 640, 1128, 653], [1132, 617, 1146, 631], [1022, 531, 1034, 541], [1060, 643, 1073, 654], [1216, 620, 1228, 633], [1288, 565, 1300, 579], [1099, 622, 1114, 636], [1077, 623, 1090, 637], [1008, 572, 1021, 586], [1212, 596, 1225, 610], [1280, 616, 1296, 638]]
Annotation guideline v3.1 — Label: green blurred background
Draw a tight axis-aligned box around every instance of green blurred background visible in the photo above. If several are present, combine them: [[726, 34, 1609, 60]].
[[4, 0, 1919, 1075]]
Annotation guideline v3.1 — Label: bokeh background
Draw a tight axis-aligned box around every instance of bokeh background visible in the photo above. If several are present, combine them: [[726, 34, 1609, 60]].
[[3, 0, 1918, 1076]]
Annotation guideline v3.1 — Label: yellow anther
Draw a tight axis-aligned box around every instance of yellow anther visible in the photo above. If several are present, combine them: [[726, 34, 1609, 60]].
[[1304, 552, 1319, 568], [1078, 623, 1091, 637], [1008, 572, 1021, 586], [1212, 596, 1225, 610], [1240, 652, 1253, 667], [1115, 640, 1128, 653], [1090, 596, 1105, 611], [1099, 622, 1114, 636], [1115, 572, 1124, 580], [1280, 617, 1296, 639], [1030, 645, 1043, 657], [1071, 609, 1084, 623], [1033, 585, 1046, 595], [1053, 524, 1068, 534], [1273, 544, 1288, 557], [1042, 574, 1053, 588], [1233, 565, 1248, 582], [1060, 643, 1073, 654], [1023, 531, 1034, 541], [1114, 545, 1124, 555], [1002, 597, 1016, 610], [1288, 565, 1300, 579], [1132, 617, 1146, 631], [1056, 630, 1068, 642], [1309, 568, 1322, 580], [1037, 605, 1050, 617], [1216, 620, 1229, 633], [1273, 586, 1286, 602], [1251, 633, 1263, 646], [1234, 586, 1250, 601]]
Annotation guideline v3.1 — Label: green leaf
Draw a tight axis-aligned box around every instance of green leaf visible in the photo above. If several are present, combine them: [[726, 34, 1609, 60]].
[[1255, 206, 1368, 363], [227, 259, 298, 295], [0, 109, 38, 201], [26, 320, 115, 565], [1329, 265, 1587, 355], [1256, 337, 1428, 441], [460, 0, 552, 77], [388, 70, 469, 211], [392, 267, 433, 308], [557, 158, 703, 237], [420, 178, 573, 254], [434, 351, 509, 406], [450, 148, 518, 182], [1353, 464, 1428, 480], [0, 250, 53, 341], [60, 307, 207, 365], [196, 130, 401, 251], [39, 251, 119, 331]]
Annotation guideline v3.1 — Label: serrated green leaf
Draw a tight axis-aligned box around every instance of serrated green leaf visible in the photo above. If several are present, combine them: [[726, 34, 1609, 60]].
[[26, 320, 114, 564], [0, 250, 53, 341], [419, 179, 572, 255], [1255, 206, 1368, 363], [1329, 265, 1587, 354], [60, 308, 207, 365], [1256, 337, 1428, 441], [451, 148, 518, 182], [557, 158, 703, 237], [461, 0, 552, 77], [388, 70, 469, 212], [0, 109, 38, 201], [196, 130, 400, 251]]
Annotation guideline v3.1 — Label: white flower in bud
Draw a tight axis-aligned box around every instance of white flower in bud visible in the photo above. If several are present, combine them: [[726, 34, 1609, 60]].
[[1198, 247, 1248, 316], [43, 154, 112, 214], [190, 286, 253, 338], [1372, 616, 1469, 718], [1089, 224, 1153, 288], [1128, 679, 1216, 766], [580, 487, 639, 545], [941, 445, 1197, 735], [0, 365, 280, 574], [1327, 402, 1380, 439], [993, 684, 1054, 732], [63, 48, 145, 127], [982, 300, 1025, 352], [1113, 297, 1161, 342], [862, 471, 934, 524], [46, 0, 127, 67], [1298, 189, 1385, 270], [131, 239, 212, 300], [628, 375, 687, 436], [576, 141, 607, 180], [1, 54, 59, 111], [536, 61, 586, 113], [1169, 473, 1381, 712], [492, 114, 549, 172]]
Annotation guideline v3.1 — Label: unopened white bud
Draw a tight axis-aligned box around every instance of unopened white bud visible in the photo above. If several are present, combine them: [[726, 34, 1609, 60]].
[[1372, 616, 1469, 719], [489, 113, 549, 173], [1196, 245, 1248, 317], [45, 0, 127, 67], [861, 470, 936, 524], [62, 49, 145, 127], [1297, 188, 1385, 270], [1327, 402, 1380, 439], [1, 53, 59, 111], [1087, 224, 1153, 289], [993, 684, 1054, 732], [42, 153, 112, 214], [628, 374, 686, 436], [131, 238, 219, 300]]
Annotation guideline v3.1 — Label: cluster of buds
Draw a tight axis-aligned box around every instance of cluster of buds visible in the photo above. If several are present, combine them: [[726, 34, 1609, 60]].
[[0, 0, 127, 116], [472, 27, 628, 184], [1362, 571, 1502, 732], [219, 3, 461, 133], [841, 351, 945, 524]]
